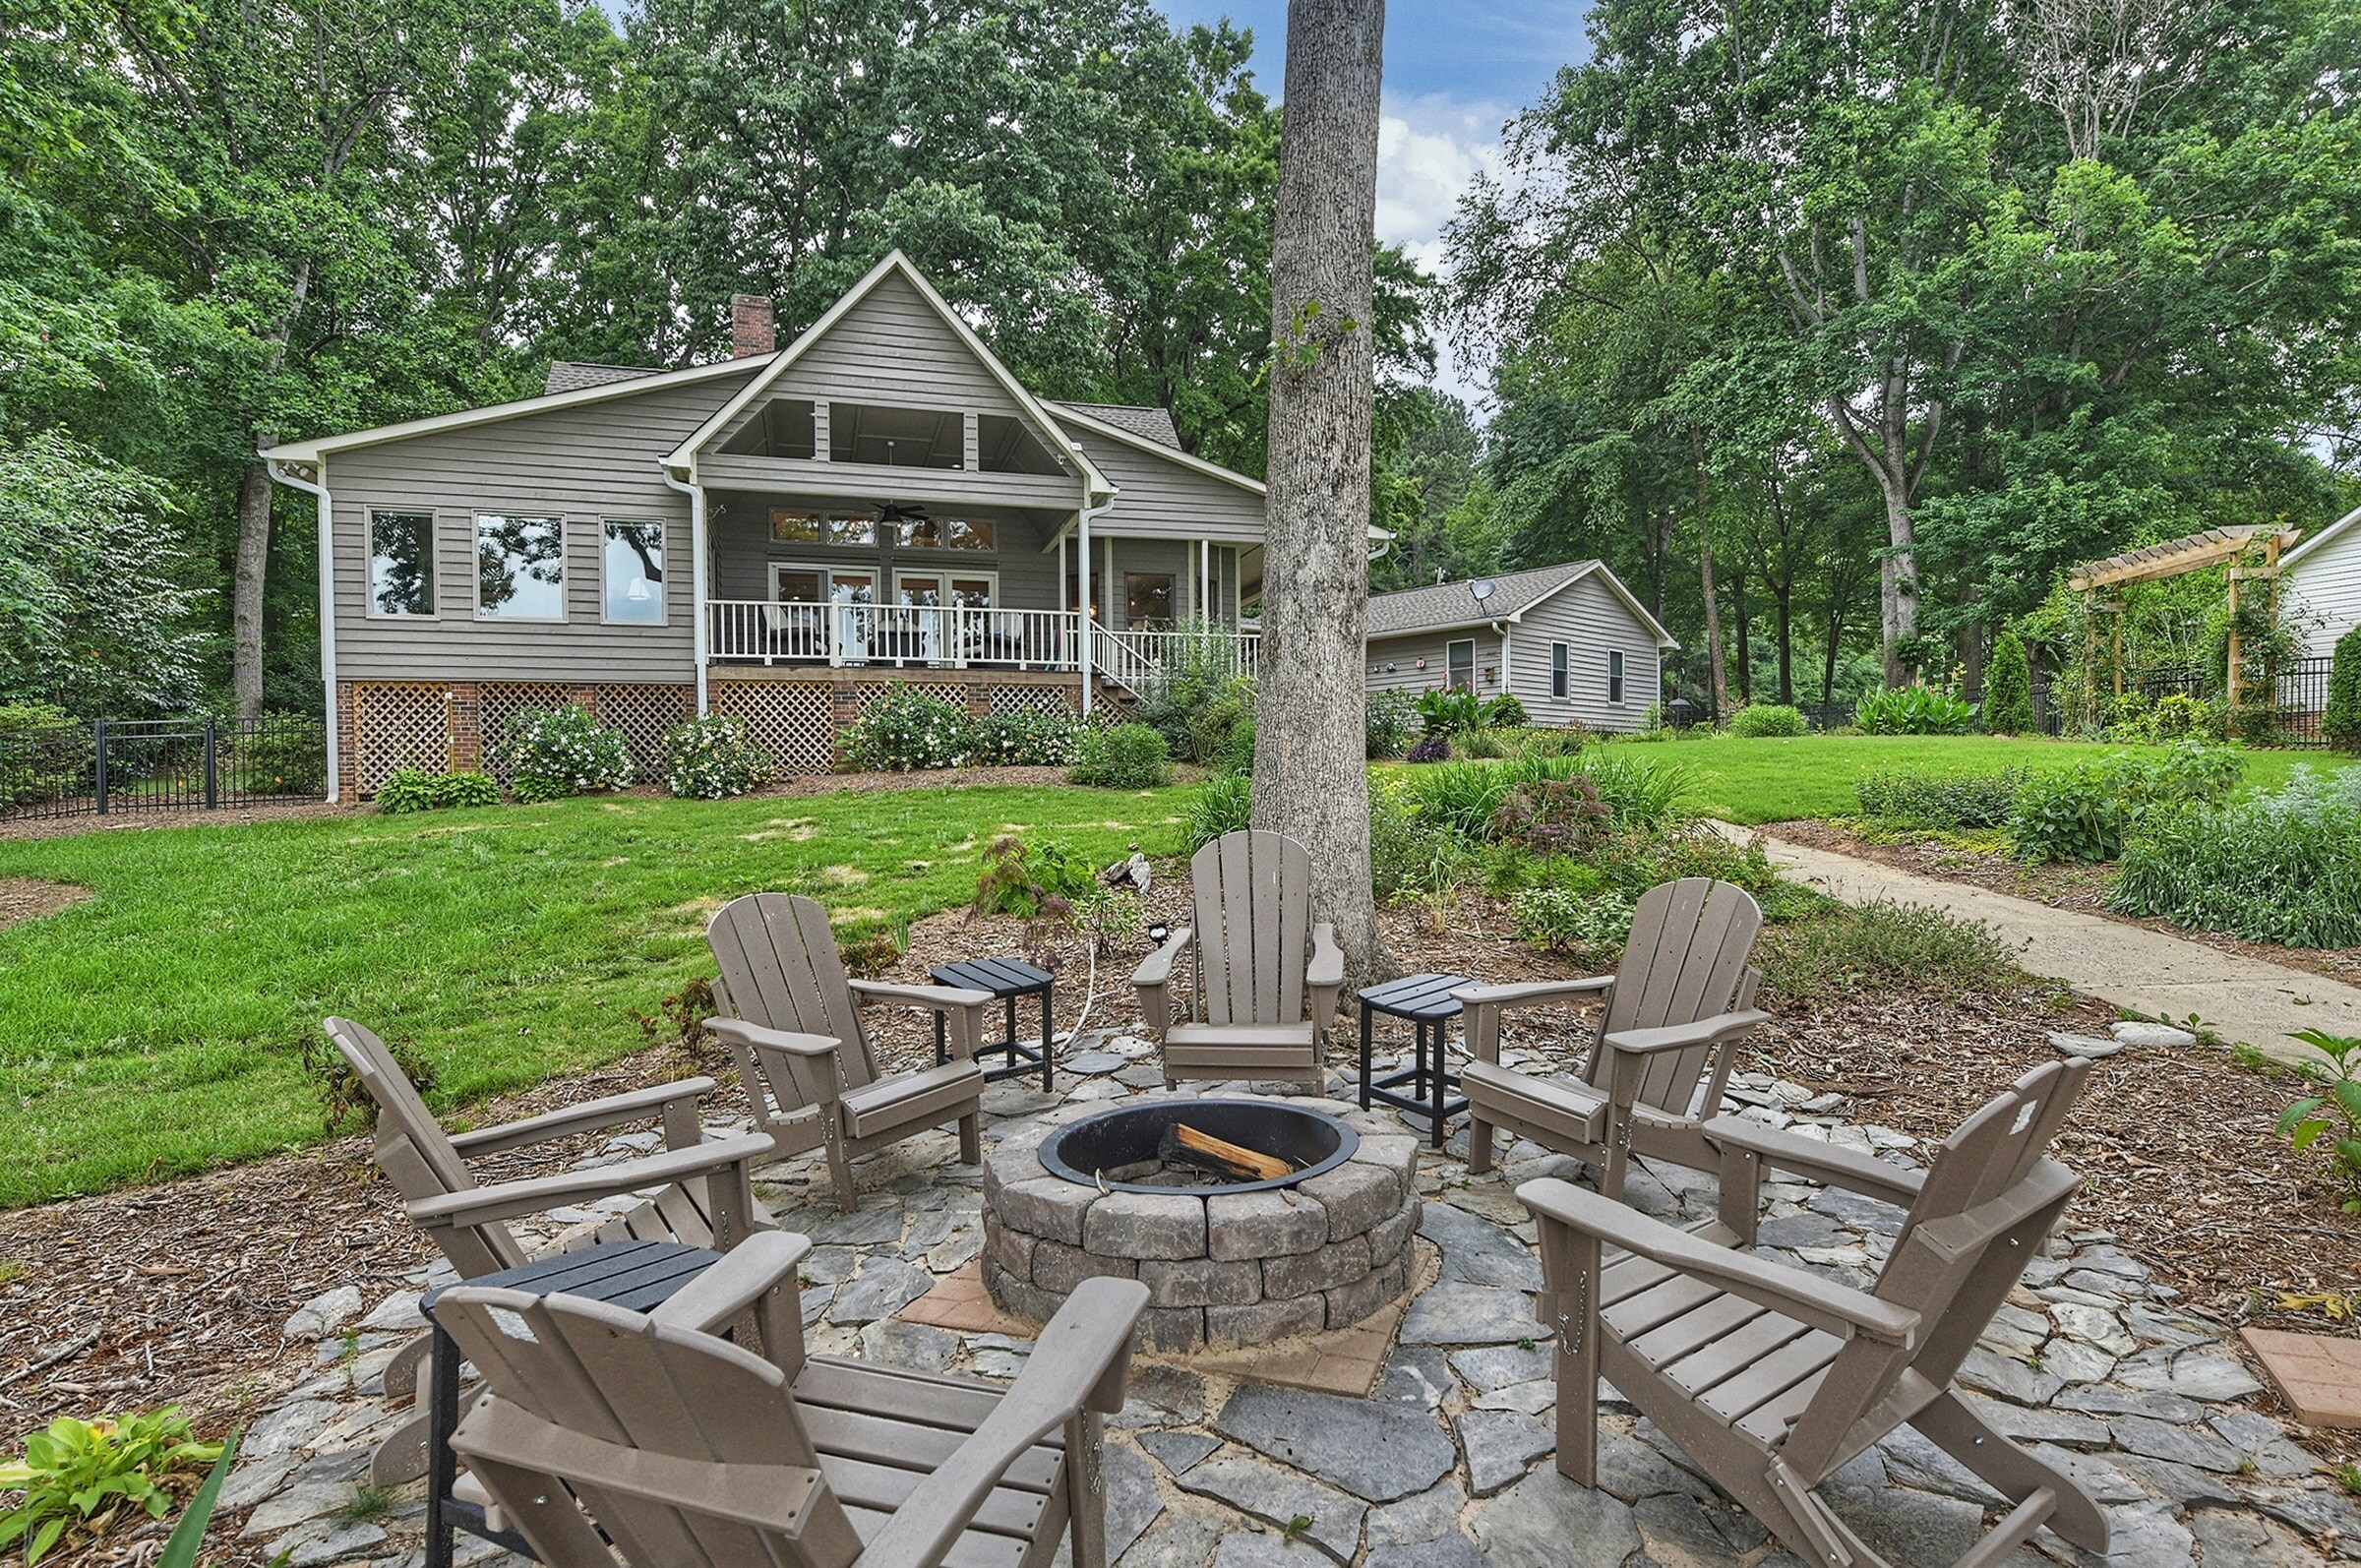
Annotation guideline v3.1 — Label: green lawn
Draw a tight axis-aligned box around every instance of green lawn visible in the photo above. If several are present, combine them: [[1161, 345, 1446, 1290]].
[[0, 785, 1186, 1206], [1620, 734, 2355, 824]]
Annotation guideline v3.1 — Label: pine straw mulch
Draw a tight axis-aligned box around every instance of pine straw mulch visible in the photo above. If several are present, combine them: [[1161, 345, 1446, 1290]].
[[1766, 817, 2361, 989], [6, 878, 2358, 1468]]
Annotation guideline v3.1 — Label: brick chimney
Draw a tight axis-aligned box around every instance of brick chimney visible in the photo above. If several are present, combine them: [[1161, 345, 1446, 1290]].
[[731, 294, 775, 358]]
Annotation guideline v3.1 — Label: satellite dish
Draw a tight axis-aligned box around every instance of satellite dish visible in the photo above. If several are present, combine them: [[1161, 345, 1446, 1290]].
[[1470, 579, 1497, 603]]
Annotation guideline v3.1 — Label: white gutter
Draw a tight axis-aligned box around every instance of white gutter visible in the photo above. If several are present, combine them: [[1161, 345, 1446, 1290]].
[[1076, 490, 1120, 714], [663, 469, 711, 715], [266, 456, 340, 804]]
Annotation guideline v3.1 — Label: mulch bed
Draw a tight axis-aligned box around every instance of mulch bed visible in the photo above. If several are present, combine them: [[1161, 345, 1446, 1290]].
[[1769, 817, 2361, 988], [0, 799, 363, 843], [6, 873, 2358, 1469]]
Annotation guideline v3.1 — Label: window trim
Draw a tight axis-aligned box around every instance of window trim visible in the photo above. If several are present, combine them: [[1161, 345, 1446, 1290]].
[[1550, 641, 1569, 700], [600, 518, 667, 627], [473, 513, 568, 624], [894, 568, 999, 608], [1608, 648, 1627, 705], [366, 509, 438, 620], [1446, 636, 1478, 693]]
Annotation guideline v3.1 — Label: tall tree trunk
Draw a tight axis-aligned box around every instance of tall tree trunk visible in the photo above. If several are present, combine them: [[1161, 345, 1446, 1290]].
[[1253, 0, 1386, 984], [233, 456, 273, 717], [1875, 479, 1918, 687], [1774, 581, 1793, 705], [1690, 430, 1726, 721], [1729, 569, 1751, 703]]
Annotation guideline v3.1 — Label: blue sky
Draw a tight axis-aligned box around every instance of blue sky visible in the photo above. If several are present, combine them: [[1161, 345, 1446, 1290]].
[[1153, 2, 1595, 401]]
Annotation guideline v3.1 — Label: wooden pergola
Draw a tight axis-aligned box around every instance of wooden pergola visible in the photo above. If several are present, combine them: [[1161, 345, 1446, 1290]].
[[2066, 525, 2302, 722]]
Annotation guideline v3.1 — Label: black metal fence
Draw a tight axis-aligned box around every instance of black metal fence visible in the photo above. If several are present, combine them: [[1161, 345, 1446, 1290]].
[[2026, 656, 2337, 748], [0, 713, 329, 821]]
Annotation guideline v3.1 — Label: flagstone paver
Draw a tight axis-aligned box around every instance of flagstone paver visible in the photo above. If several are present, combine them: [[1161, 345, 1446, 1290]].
[[217, 1044, 2361, 1567]]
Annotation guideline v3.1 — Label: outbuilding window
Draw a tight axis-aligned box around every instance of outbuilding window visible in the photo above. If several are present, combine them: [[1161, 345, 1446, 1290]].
[[1550, 642, 1569, 699], [1608, 648, 1626, 704], [1447, 637, 1476, 692]]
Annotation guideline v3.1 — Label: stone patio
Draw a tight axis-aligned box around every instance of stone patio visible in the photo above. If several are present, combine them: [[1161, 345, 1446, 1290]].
[[232, 1032, 2361, 1567]]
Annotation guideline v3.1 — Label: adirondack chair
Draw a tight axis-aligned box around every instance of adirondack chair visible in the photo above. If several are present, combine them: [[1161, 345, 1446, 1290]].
[[1133, 829, 1344, 1092], [439, 1231, 1151, 1568], [1457, 876, 1768, 1199], [1518, 1058, 2108, 1568], [321, 1017, 778, 1485], [704, 892, 991, 1212]]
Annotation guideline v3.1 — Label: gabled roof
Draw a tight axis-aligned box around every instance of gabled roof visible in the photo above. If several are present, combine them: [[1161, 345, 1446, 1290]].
[[2281, 506, 2360, 572], [261, 353, 773, 464], [1048, 401, 1266, 501], [1366, 560, 1678, 649], [664, 250, 1109, 499], [1050, 400, 1180, 450], [545, 361, 657, 395]]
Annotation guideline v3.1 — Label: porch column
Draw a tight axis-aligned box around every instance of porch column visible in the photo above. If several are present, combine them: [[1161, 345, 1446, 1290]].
[[1076, 511, 1092, 715], [1201, 538, 1213, 627]]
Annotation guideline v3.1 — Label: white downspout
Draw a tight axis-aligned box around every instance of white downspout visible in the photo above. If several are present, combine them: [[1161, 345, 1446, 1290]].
[[267, 457, 340, 804], [664, 468, 710, 715]]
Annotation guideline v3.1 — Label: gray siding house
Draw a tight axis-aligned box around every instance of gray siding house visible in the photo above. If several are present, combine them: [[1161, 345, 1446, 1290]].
[[264, 252, 1270, 797], [1365, 562, 1675, 732]]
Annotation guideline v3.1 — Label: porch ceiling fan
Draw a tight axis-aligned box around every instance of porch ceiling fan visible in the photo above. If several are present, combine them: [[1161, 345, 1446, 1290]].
[[876, 499, 930, 525]]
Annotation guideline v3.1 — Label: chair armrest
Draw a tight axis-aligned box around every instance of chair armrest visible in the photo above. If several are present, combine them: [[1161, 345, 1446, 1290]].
[[1701, 1116, 1925, 1209], [406, 1134, 778, 1232], [704, 1018, 840, 1058], [845, 980, 993, 1060], [449, 1078, 718, 1156], [649, 1230, 811, 1336], [1132, 927, 1192, 1034], [1600, 1009, 1772, 1059], [851, 1279, 1150, 1568], [1516, 1177, 1919, 1346], [1456, 975, 1615, 1063], [1306, 923, 1344, 1034]]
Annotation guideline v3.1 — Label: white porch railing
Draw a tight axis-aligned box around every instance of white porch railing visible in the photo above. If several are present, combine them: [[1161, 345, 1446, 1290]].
[[706, 600, 1260, 691], [707, 601, 1080, 669]]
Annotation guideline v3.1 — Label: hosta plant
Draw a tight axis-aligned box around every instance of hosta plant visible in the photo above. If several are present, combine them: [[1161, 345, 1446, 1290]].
[[2275, 1029, 2361, 1214], [0, 1408, 222, 1565]]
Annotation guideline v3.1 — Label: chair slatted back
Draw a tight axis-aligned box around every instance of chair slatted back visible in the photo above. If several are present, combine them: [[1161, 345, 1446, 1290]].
[[439, 1287, 859, 1568], [707, 894, 877, 1093], [1587, 878, 1764, 1115], [1190, 830, 1312, 1028], [325, 1017, 528, 1277], [1782, 1059, 2090, 1479]]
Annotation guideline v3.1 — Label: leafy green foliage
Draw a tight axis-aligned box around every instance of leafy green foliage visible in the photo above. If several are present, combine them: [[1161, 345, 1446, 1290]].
[[495, 706, 633, 801], [1068, 723, 1169, 789], [1854, 768, 2026, 831], [1133, 633, 1254, 763], [0, 702, 85, 811], [1490, 777, 1611, 857], [1854, 686, 1976, 736], [1182, 770, 1253, 853], [303, 1025, 437, 1135], [661, 714, 772, 799], [1415, 687, 1485, 737], [154, 1427, 237, 1568], [842, 689, 974, 771], [1511, 881, 1636, 956], [1728, 703, 1806, 738], [375, 768, 500, 814], [1405, 735, 1452, 763], [1483, 693, 1528, 728], [2325, 626, 2361, 755], [2109, 766, 2361, 946], [972, 710, 1080, 767], [0, 1409, 222, 1565], [973, 836, 1097, 919], [2010, 744, 2242, 864], [1364, 690, 1418, 759], [1757, 900, 2027, 1004], [1981, 633, 2032, 736], [229, 714, 327, 796], [1571, 750, 1691, 829], [2270, 1029, 2361, 1214]]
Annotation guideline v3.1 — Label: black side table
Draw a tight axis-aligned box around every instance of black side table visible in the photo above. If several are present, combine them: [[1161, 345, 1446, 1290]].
[[418, 1238, 722, 1568], [931, 956, 1056, 1090], [1359, 972, 1474, 1147]]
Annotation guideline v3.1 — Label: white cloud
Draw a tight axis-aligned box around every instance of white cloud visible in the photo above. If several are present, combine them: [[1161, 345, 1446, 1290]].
[[1376, 93, 1505, 410]]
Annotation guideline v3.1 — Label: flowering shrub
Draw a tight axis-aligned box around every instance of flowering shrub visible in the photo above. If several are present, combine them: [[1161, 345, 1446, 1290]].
[[842, 688, 974, 771], [662, 714, 771, 799], [972, 709, 1079, 766], [494, 705, 633, 801]]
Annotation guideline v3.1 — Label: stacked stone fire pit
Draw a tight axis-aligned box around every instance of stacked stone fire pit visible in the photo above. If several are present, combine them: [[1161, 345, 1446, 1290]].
[[982, 1095, 1422, 1353]]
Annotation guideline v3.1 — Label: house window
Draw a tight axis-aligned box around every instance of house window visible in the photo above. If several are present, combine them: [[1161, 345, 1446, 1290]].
[[475, 514, 564, 621], [603, 520, 663, 624], [1126, 573, 1176, 631], [1446, 638, 1476, 692], [894, 515, 995, 551], [898, 571, 997, 608], [771, 510, 878, 547], [368, 511, 435, 617], [770, 511, 822, 543], [1551, 642, 1569, 699], [1608, 648, 1627, 704], [770, 564, 875, 605]]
